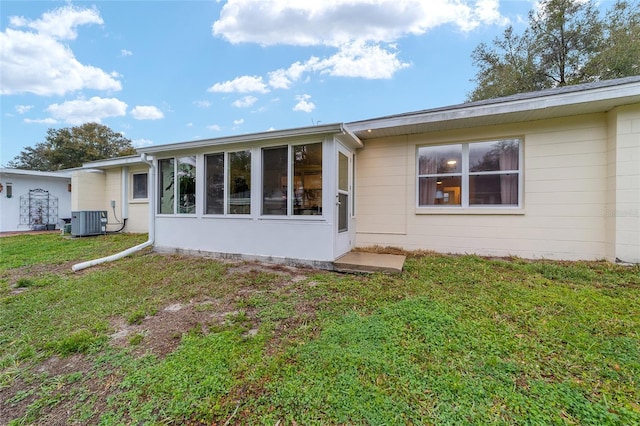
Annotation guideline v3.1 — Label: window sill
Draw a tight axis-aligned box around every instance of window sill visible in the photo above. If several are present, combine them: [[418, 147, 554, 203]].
[[258, 215, 325, 222], [416, 207, 525, 215], [129, 199, 148, 204]]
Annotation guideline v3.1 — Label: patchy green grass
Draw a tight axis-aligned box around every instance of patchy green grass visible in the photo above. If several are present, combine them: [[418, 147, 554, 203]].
[[1, 233, 639, 425]]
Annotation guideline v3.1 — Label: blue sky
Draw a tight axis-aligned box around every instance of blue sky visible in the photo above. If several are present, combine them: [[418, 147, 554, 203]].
[[1, 0, 546, 165]]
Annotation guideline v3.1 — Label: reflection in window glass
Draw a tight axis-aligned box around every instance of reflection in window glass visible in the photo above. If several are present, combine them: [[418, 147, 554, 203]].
[[177, 156, 196, 214], [338, 152, 348, 192], [417, 139, 520, 207], [294, 143, 322, 215], [205, 153, 225, 214], [470, 174, 518, 205], [469, 140, 519, 172], [158, 158, 174, 214], [132, 173, 148, 199], [418, 144, 462, 175], [419, 176, 462, 206], [228, 151, 251, 214], [262, 146, 288, 215]]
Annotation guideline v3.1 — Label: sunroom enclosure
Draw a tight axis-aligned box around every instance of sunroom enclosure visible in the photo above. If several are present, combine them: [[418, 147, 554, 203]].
[[145, 125, 361, 267]]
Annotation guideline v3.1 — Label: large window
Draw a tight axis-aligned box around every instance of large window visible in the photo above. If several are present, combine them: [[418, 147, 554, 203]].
[[261, 142, 322, 216], [204, 150, 252, 215], [158, 156, 196, 214], [418, 139, 521, 208]]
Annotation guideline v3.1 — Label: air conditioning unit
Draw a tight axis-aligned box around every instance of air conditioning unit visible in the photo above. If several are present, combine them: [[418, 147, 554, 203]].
[[71, 211, 108, 237]]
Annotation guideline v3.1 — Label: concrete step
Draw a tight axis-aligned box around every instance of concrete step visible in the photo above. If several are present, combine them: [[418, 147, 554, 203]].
[[334, 251, 406, 274]]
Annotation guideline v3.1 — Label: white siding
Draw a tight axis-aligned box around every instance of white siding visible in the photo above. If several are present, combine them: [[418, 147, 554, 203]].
[[355, 114, 615, 261]]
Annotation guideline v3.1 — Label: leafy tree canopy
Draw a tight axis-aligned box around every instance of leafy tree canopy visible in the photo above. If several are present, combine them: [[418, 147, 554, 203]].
[[7, 123, 136, 171], [469, 0, 640, 101]]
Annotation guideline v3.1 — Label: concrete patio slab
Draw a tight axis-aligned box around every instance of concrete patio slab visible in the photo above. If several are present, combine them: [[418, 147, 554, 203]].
[[334, 251, 406, 274]]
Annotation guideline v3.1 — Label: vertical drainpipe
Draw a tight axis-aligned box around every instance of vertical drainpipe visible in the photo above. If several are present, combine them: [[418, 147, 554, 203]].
[[121, 166, 129, 222]]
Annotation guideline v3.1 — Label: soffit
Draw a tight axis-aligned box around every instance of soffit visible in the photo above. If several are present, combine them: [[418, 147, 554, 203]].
[[346, 77, 640, 140]]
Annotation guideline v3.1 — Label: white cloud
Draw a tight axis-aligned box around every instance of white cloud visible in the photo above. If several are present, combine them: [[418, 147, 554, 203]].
[[232, 96, 258, 108], [194, 100, 212, 108], [293, 94, 315, 113], [131, 105, 164, 120], [11, 5, 103, 40], [316, 42, 410, 79], [186, 122, 193, 127], [46, 97, 127, 124], [15, 104, 33, 114], [213, 0, 508, 46], [0, 6, 121, 96], [233, 118, 245, 125], [207, 124, 222, 131], [24, 118, 58, 124], [121, 49, 133, 57], [207, 75, 269, 94], [132, 138, 154, 148]]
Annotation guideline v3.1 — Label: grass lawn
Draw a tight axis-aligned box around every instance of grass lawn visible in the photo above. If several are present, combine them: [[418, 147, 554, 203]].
[[1, 233, 639, 425]]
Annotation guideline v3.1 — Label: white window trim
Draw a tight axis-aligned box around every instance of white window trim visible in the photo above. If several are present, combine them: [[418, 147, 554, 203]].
[[157, 157, 197, 217], [416, 138, 523, 213], [258, 141, 325, 219], [130, 172, 148, 202], [202, 150, 253, 217]]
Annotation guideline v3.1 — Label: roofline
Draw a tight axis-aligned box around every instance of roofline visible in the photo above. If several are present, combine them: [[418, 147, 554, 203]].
[[80, 155, 145, 169], [138, 123, 359, 154], [0, 168, 72, 179], [345, 76, 640, 133]]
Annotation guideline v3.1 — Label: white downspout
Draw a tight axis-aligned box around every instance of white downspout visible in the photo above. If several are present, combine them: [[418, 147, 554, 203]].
[[121, 166, 129, 221], [72, 154, 155, 272]]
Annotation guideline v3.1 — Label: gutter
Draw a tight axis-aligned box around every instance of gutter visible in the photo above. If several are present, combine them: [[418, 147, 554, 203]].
[[72, 153, 156, 272]]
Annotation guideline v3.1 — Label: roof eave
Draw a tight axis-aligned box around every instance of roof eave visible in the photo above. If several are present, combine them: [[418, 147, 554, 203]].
[[139, 123, 347, 154]]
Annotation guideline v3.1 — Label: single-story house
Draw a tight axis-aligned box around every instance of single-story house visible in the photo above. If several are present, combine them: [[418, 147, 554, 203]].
[[135, 76, 639, 265], [5, 79, 637, 267], [0, 168, 72, 232], [71, 156, 150, 234]]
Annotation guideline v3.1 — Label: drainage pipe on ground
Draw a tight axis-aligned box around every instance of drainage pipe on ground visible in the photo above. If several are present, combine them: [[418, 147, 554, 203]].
[[72, 154, 156, 272]]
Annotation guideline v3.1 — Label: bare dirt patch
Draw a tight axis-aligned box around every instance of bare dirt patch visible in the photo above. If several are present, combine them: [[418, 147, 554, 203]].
[[1, 259, 321, 425]]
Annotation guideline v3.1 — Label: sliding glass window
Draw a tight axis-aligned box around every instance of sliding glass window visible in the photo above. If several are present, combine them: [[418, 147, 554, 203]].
[[228, 151, 252, 215], [261, 142, 322, 216]]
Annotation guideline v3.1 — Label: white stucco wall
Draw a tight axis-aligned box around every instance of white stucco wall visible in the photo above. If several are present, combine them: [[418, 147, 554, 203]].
[[0, 171, 72, 232], [355, 113, 622, 261]]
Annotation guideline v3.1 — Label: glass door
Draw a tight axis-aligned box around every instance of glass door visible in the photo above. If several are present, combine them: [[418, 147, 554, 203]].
[[335, 145, 353, 257]]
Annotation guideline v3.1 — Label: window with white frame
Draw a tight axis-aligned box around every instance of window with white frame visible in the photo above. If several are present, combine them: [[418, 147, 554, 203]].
[[132, 173, 148, 199], [418, 139, 521, 207], [204, 150, 252, 215], [158, 156, 196, 214], [262, 142, 322, 216]]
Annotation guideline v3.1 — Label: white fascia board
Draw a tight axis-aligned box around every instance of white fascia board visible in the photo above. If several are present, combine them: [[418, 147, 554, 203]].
[[346, 80, 640, 133], [80, 155, 145, 169], [0, 168, 72, 179], [139, 123, 346, 155]]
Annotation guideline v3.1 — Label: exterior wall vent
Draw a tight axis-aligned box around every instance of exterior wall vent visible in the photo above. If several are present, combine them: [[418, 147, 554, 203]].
[[71, 210, 107, 237]]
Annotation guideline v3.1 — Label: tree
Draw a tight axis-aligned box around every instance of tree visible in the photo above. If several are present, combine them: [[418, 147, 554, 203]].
[[469, 0, 640, 101], [7, 123, 136, 171]]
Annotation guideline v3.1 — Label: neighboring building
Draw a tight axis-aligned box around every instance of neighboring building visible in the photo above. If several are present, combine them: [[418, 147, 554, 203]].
[[0, 169, 72, 232], [139, 77, 640, 265], [71, 156, 150, 234]]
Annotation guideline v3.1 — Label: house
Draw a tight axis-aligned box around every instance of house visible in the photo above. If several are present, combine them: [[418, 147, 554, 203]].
[[80, 76, 636, 268], [0, 168, 72, 233], [71, 156, 150, 234]]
